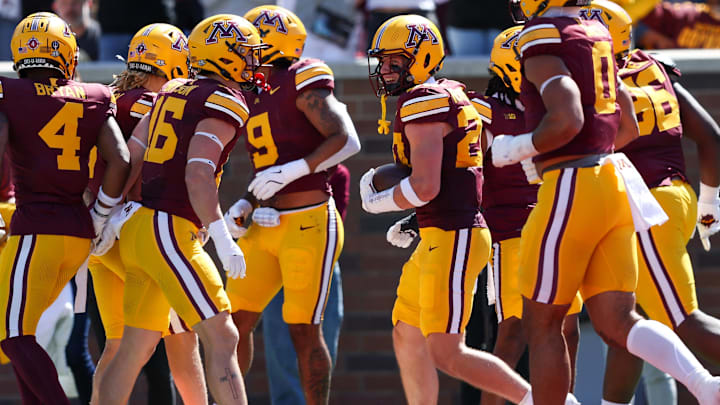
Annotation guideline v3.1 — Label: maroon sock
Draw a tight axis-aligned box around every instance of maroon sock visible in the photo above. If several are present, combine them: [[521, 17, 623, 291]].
[[1, 336, 71, 405]]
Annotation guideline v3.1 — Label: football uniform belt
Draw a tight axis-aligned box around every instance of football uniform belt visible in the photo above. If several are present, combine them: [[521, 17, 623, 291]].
[[542, 153, 608, 173]]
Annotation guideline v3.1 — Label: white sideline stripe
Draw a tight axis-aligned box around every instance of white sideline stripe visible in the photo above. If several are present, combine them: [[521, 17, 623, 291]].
[[8, 235, 33, 338], [638, 230, 685, 327], [537, 168, 575, 303], [296, 74, 333, 91], [157, 212, 216, 320], [312, 201, 337, 324], [449, 228, 469, 333], [204, 102, 244, 126]]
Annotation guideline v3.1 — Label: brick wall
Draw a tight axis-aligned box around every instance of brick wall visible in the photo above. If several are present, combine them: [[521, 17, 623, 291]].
[[0, 56, 718, 404]]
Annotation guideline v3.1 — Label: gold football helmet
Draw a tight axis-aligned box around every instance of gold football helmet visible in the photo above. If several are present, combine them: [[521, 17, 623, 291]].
[[244, 5, 307, 64], [510, 0, 592, 20], [489, 26, 523, 94], [580, 0, 633, 61], [368, 14, 445, 96], [127, 23, 190, 80], [11, 12, 77, 79], [188, 14, 267, 87]]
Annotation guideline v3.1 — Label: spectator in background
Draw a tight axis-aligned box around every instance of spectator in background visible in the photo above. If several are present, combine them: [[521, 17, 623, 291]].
[[445, 0, 513, 55], [359, 0, 437, 51], [639, 0, 720, 48], [262, 164, 349, 405], [54, 0, 101, 60], [0, 0, 21, 61], [97, 0, 170, 60]]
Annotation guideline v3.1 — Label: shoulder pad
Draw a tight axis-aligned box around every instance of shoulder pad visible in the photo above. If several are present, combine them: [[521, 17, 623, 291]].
[[399, 86, 450, 123], [294, 59, 334, 92], [648, 52, 682, 78]]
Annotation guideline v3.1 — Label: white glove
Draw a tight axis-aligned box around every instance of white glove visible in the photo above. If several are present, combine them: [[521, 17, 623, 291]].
[[92, 205, 124, 256], [359, 168, 402, 214], [208, 218, 246, 279], [0, 214, 6, 241], [521, 158, 541, 184], [697, 183, 720, 251], [248, 159, 310, 201], [224, 199, 253, 239], [252, 207, 281, 227], [492, 133, 538, 168], [386, 213, 418, 248], [90, 201, 112, 244]]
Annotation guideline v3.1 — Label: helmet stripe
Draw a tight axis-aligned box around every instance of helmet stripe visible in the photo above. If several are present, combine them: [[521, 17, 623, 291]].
[[373, 22, 390, 50]]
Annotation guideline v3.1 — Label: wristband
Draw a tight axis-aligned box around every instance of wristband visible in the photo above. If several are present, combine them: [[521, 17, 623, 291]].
[[399, 177, 429, 207], [97, 186, 123, 207], [208, 218, 234, 246]]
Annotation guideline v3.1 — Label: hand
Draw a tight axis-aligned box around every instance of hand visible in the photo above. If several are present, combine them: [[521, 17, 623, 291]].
[[386, 213, 419, 248], [359, 168, 377, 201], [521, 158, 541, 184], [92, 219, 117, 256], [359, 169, 401, 214], [491, 133, 538, 168], [697, 201, 720, 251], [208, 219, 246, 279], [248, 159, 310, 200], [90, 201, 112, 245], [252, 207, 281, 227], [224, 199, 252, 239]]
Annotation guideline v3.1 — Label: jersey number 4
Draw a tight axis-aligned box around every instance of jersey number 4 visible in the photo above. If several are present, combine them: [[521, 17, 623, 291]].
[[39, 102, 83, 171]]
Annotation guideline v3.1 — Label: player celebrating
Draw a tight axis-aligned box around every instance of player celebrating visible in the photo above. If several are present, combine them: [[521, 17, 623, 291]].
[[96, 14, 266, 405], [0, 12, 130, 404], [468, 26, 584, 405], [578, 2, 720, 404], [88, 23, 207, 405], [360, 14, 581, 405], [496, 0, 720, 402], [223, 6, 360, 404]]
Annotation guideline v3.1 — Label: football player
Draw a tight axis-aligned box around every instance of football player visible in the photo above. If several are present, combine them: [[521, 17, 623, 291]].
[[96, 14, 266, 405], [359, 14, 580, 405], [222, 6, 360, 403], [469, 26, 584, 405], [578, 2, 720, 404], [87, 23, 207, 405], [0, 12, 130, 404], [497, 0, 720, 402]]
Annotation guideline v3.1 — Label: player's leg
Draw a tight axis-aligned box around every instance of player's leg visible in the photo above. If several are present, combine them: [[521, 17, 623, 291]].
[[563, 311, 581, 390], [392, 320, 438, 405], [602, 344, 644, 404], [165, 312, 208, 405], [226, 223, 282, 374], [0, 234, 90, 405], [88, 252, 125, 404], [279, 201, 343, 404], [678, 310, 720, 364]]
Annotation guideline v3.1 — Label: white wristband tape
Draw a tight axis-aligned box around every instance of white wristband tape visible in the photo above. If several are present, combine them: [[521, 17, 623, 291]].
[[399, 177, 429, 207], [539, 74, 569, 96], [129, 135, 147, 149], [195, 131, 224, 149], [187, 158, 217, 171], [699, 182, 720, 203], [97, 186, 123, 207]]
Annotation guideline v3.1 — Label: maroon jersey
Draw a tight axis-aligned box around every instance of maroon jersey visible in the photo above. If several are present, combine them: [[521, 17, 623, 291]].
[[329, 164, 350, 221], [517, 16, 621, 165], [0, 76, 116, 237], [0, 154, 14, 201], [642, 2, 720, 48], [241, 58, 334, 196], [88, 86, 155, 196], [469, 92, 538, 242], [393, 78, 485, 231], [619, 49, 686, 188], [141, 78, 247, 227]]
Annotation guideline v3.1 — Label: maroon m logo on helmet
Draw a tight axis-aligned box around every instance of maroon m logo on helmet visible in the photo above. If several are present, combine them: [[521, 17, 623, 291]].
[[404, 24, 439, 48], [172, 36, 189, 51], [579, 8, 606, 27], [252, 11, 288, 34], [205, 21, 248, 45]]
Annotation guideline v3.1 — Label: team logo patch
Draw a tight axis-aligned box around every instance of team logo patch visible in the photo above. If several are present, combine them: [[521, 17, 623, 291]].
[[63, 24, 72, 37], [501, 32, 521, 50], [135, 42, 147, 55], [205, 20, 248, 45], [404, 24, 439, 48], [700, 214, 717, 227], [51, 40, 60, 56], [252, 11, 288, 35], [156, 59, 165, 66], [26, 37, 39, 51]]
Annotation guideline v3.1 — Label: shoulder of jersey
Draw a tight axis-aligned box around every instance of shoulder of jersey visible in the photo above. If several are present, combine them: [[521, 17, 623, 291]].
[[124, 89, 156, 119], [398, 84, 451, 123], [468, 92, 493, 125], [292, 58, 334, 92], [647, 51, 682, 78], [80, 81, 117, 105], [203, 83, 250, 127], [517, 20, 562, 57], [161, 78, 189, 93]]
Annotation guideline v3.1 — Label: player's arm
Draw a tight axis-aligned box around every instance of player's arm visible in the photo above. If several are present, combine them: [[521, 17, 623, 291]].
[[96, 117, 131, 201], [614, 85, 640, 150], [186, 117, 245, 278], [491, 55, 584, 168], [675, 82, 720, 187], [296, 88, 361, 171], [122, 113, 150, 198], [248, 88, 361, 201]]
